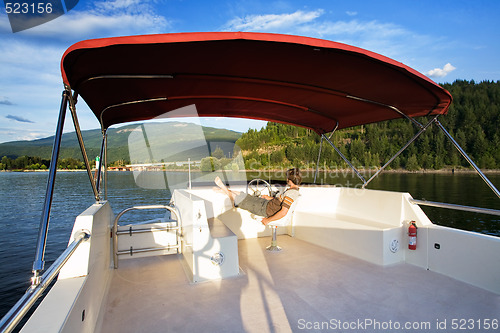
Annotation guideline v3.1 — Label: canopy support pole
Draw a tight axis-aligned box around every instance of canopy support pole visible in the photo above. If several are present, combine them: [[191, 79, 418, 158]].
[[95, 130, 107, 201], [68, 89, 100, 202], [314, 123, 338, 184], [313, 135, 324, 184], [434, 120, 500, 199], [347, 95, 424, 129], [322, 134, 366, 184], [31, 89, 68, 284], [362, 116, 438, 189], [104, 133, 108, 200]]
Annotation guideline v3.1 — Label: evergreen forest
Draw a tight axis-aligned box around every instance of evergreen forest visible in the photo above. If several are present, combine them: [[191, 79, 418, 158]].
[[235, 80, 500, 171]]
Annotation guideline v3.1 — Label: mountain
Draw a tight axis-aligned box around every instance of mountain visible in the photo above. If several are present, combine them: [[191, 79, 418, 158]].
[[0, 121, 242, 163]]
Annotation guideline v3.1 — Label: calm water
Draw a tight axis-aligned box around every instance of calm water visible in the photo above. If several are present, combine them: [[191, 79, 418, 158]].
[[1, 171, 499, 320]]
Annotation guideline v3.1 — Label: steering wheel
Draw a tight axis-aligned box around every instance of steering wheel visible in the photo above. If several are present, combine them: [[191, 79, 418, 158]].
[[246, 178, 273, 197]]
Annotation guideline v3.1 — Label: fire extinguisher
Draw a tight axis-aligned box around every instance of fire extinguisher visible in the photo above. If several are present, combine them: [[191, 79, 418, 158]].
[[408, 221, 418, 250]]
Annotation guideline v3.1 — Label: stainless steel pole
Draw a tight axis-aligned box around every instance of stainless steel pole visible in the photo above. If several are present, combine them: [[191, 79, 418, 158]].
[[313, 135, 324, 183], [435, 120, 500, 199], [322, 134, 366, 184], [68, 90, 100, 201], [104, 132, 108, 200], [362, 116, 437, 189], [31, 90, 68, 282], [95, 130, 106, 200]]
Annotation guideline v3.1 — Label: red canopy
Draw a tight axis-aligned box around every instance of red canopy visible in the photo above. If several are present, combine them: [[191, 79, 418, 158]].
[[61, 32, 452, 133]]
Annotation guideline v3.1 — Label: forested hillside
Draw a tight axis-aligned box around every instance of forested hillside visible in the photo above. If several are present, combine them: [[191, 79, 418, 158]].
[[2, 80, 499, 171], [236, 80, 500, 171], [0, 122, 241, 170]]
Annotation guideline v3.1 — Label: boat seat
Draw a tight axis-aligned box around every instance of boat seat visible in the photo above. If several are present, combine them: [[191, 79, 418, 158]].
[[266, 197, 300, 251]]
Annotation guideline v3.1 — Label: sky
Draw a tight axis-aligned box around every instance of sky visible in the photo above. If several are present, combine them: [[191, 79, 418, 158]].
[[0, 0, 499, 143]]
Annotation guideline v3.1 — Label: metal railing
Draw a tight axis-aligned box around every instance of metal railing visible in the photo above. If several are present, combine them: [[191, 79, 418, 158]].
[[112, 205, 180, 269], [410, 198, 500, 217], [0, 230, 91, 333]]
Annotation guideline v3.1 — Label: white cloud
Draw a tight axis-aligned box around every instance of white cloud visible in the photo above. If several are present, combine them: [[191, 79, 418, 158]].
[[16, 0, 170, 40], [426, 63, 456, 78], [0, 0, 170, 142], [221, 8, 463, 83], [221, 9, 436, 65], [223, 9, 407, 42], [0, 39, 100, 143], [95, 0, 144, 12], [0, 126, 52, 142], [223, 9, 324, 32], [0, 39, 63, 104], [300, 19, 407, 38]]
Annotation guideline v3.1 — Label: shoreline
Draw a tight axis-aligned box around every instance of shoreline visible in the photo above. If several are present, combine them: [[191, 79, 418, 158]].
[[3, 168, 500, 174], [0, 169, 87, 173]]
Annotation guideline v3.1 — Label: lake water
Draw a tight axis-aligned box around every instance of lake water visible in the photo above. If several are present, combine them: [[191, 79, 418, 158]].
[[1, 170, 499, 321]]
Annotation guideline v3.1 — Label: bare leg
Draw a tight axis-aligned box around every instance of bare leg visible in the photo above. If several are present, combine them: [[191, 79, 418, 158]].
[[214, 176, 239, 205]]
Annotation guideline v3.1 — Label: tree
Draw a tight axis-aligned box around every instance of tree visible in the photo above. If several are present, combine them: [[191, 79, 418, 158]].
[[406, 154, 420, 171], [1, 156, 10, 169], [200, 157, 221, 172], [212, 146, 225, 159], [349, 138, 365, 167], [270, 149, 285, 164]]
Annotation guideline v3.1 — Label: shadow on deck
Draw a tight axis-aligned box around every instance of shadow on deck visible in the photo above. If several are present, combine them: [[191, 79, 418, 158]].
[[100, 236, 500, 333]]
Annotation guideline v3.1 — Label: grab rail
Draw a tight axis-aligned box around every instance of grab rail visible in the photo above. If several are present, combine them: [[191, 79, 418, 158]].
[[410, 199, 500, 217], [112, 205, 180, 269], [0, 230, 91, 333]]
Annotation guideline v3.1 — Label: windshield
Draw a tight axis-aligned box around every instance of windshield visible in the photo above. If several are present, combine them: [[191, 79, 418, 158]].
[[127, 104, 247, 191]]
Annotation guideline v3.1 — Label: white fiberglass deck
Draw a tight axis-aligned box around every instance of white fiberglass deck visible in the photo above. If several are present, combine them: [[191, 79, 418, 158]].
[[99, 235, 499, 333]]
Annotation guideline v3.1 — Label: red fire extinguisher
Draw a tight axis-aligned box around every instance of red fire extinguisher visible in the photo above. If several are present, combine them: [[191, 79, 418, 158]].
[[408, 221, 418, 250]]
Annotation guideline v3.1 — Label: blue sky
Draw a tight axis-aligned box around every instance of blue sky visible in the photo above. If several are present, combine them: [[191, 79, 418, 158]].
[[0, 0, 499, 143]]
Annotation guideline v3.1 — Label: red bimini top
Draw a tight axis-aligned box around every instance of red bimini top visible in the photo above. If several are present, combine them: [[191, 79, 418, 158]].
[[61, 32, 452, 133]]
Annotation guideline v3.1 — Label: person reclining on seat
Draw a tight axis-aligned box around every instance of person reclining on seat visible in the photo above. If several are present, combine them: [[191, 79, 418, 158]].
[[214, 168, 301, 225]]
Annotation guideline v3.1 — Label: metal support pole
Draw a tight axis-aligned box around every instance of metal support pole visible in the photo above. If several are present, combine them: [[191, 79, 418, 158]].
[[347, 95, 424, 129], [362, 116, 437, 189], [314, 135, 324, 183], [68, 90, 100, 201], [95, 130, 106, 200], [104, 133, 108, 200], [435, 120, 500, 199], [266, 226, 281, 251], [188, 158, 192, 189], [322, 134, 366, 184], [31, 90, 68, 282], [141, 123, 155, 163], [315, 124, 338, 183]]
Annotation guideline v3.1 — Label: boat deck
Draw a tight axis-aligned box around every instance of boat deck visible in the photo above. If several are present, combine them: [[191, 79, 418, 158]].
[[99, 235, 500, 333]]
